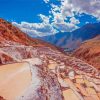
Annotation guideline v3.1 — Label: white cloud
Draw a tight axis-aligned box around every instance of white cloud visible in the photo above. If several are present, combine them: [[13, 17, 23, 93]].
[[50, 2, 80, 32], [12, 14, 57, 37], [51, 0, 100, 19], [12, 0, 100, 37], [60, 0, 100, 19], [48, 0, 100, 32], [61, 0, 74, 18], [53, 22, 79, 32], [39, 14, 50, 24], [70, 17, 80, 24], [51, 15, 79, 32], [44, 0, 49, 3]]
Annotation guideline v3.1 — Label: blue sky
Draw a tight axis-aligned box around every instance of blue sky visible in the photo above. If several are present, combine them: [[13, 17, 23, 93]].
[[0, 0, 100, 37], [0, 0, 50, 22]]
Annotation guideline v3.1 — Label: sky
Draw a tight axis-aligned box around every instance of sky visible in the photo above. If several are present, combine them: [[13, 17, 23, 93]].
[[0, 0, 100, 37]]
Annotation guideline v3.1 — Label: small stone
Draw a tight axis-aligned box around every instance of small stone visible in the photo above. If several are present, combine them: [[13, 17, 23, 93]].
[[68, 70, 75, 80]]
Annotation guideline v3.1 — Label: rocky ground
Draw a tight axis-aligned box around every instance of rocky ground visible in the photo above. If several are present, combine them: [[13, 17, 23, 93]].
[[1, 46, 100, 100], [36, 47, 100, 100]]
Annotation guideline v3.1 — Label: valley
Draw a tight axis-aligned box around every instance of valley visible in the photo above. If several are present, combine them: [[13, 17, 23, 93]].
[[0, 19, 100, 100]]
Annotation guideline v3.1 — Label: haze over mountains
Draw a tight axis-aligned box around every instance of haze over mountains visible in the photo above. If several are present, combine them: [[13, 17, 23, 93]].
[[39, 22, 100, 50]]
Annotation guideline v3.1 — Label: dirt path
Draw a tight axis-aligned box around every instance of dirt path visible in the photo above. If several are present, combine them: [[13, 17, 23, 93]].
[[0, 62, 32, 100]]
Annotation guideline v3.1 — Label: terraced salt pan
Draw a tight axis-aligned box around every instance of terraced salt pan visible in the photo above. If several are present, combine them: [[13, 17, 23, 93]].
[[18, 58, 42, 100]]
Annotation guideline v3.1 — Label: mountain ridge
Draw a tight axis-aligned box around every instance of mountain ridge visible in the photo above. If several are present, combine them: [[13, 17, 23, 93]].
[[39, 22, 100, 50]]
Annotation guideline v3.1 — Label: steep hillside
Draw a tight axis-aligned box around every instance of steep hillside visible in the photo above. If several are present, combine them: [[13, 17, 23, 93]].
[[0, 19, 41, 46], [73, 35, 100, 70], [0, 18, 59, 49], [0, 18, 61, 64]]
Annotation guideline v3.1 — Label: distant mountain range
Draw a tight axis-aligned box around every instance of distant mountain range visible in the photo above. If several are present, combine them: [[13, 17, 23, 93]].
[[39, 22, 100, 51]]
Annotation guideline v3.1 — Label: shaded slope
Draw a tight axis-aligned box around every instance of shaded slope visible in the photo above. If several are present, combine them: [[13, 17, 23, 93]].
[[39, 22, 100, 50]]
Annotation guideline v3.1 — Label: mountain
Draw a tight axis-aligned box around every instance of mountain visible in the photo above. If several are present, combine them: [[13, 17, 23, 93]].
[[39, 22, 100, 50], [73, 35, 100, 70], [71, 23, 100, 40], [0, 18, 61, 64], [0, 19, 100, 100], [0, 18, 60, 49]]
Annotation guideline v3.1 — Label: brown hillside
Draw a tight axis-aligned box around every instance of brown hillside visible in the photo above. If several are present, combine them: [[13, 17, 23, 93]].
[[73, 35, 100, 70], [0, 18, 60, 64], [0, 18, 59, 49]]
